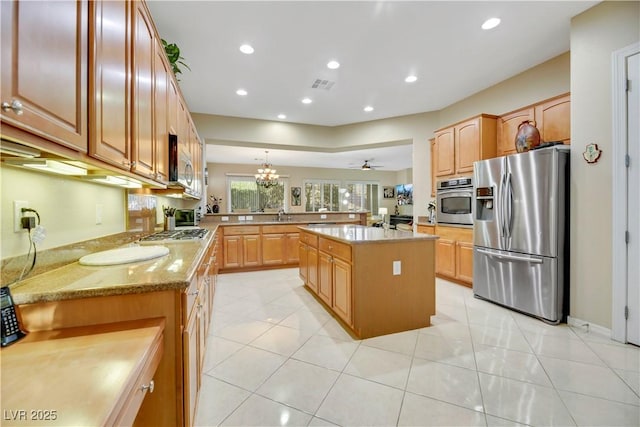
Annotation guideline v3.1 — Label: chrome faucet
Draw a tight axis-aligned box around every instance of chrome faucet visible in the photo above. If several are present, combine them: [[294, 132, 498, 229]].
[[277, 208, 285, 222]]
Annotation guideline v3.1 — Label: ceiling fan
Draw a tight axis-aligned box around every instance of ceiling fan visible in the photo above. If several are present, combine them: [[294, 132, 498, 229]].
[[349, 159, 383, 170]]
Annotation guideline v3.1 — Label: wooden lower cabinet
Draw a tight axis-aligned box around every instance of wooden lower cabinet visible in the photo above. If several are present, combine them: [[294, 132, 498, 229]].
[[416, 224, 436, 235], [298, 229, 436, 339], [434, 225, 473, 286], [183, 299, 199, 427], [242, 235, 261, 267], [332, 257, 352, 326]]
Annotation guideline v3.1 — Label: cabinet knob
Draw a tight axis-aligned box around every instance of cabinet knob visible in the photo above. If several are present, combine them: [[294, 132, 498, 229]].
[[141, 379, 155, 393], [2, 100, 24, 115]]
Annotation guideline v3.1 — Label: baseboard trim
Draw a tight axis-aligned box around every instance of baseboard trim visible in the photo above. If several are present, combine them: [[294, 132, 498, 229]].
[[567, 316, 612, 338]]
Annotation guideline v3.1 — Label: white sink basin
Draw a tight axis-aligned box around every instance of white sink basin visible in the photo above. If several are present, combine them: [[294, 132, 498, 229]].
[[78, 245, 169, 266]]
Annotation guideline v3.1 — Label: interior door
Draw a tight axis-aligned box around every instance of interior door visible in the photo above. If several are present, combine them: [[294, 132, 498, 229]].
[[626, 51, 639, 346]]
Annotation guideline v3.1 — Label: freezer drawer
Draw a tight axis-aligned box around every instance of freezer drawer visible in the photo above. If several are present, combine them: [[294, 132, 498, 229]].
[[473, 247, 564, 323]]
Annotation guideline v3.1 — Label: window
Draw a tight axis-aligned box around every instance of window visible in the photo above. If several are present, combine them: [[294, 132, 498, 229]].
[[344, 181, 379, 213], [304, 180, 340, 211], [227, 175, 287, 212]]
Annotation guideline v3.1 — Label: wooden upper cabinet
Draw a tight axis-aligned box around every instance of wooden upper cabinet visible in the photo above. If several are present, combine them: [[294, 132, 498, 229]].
[[153, 38, 170, 183], [0, 0, 88, 152], [535, 94, 570, 144], [429, 138, 436, 197], [434, 127, 455, 176], [89, 0, 131, 169], [434, 114, 497, 179], [497, 107, 534, 157], [497, 93, 570, 157], [131, 1, 155, 178]]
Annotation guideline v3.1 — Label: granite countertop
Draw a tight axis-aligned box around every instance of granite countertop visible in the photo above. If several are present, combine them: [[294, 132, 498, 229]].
[[9, 229, 216, 305], [299, 224, 438, 244], [219, 219, 361, 226]]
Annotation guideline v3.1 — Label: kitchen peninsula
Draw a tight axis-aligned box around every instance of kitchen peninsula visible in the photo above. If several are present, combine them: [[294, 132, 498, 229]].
[[298, 225, 438, 339]]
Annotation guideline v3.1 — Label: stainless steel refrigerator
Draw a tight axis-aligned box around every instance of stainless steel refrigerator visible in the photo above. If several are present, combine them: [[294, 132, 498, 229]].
[[473, 146, 570, 324]]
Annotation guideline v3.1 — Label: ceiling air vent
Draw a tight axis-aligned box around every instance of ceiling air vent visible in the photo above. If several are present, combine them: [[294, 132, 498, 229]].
[[311, 79, 335, 90]]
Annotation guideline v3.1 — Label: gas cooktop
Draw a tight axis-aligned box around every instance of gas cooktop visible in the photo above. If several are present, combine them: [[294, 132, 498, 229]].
[[138, 228, 209, 243]]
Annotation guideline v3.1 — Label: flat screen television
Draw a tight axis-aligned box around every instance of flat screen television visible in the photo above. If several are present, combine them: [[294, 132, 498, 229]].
[[395, 184, 413, 205]]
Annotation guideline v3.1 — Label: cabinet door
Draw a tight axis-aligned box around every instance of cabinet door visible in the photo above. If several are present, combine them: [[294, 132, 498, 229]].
[[262, 234, 285, 265], [332, 258, 352, 326], [455, 118, 480, 174], [198, 288, 208, 373], [285, 233, 300, 263], [223, 235, 242, 268], [456, 241, 474, 284], [435, 238, 456, 278], [242, 235, 261, 267], [308, 247, 319, 294], [497, 107, 534, 157], [90, 0, 131, 169], [299, 243, 308, 283], [153, 38, 170, 183], [434, 128, 455, 176], [318, 252, 333, 306], [430, 138, 437, 197], [183, 308, 199, 427], [0, 0, 88, 152], [535, 94, 570, 144], [131, 1, 155, 178]]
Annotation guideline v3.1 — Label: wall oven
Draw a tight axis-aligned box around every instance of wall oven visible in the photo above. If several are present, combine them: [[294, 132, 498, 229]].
[[436, 177, 473, 225]]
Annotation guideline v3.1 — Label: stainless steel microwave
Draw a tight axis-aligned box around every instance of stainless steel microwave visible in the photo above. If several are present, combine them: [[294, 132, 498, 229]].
[[436, 177, 473, 225]]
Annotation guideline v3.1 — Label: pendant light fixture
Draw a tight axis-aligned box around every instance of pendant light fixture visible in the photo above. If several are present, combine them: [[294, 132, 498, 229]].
[[255, 150, 280, 188]]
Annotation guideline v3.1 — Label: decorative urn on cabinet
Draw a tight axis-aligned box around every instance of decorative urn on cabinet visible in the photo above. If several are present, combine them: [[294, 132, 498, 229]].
[[514, 120, 541, 153]]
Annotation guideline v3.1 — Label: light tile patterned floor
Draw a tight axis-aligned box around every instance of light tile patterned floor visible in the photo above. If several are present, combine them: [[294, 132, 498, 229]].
[[196, 268, 640, 427]]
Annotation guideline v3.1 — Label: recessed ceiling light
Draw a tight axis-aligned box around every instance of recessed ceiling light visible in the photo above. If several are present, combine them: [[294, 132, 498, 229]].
[[327, 60, 340, 69], [364, 106, 374, 112], [405, 75, 417, 83], [277, 114, 287, 119], [239, 44, 254, 54], [301, 97, 312, 104], [481, 17, 501, 30], [236, 89, 248, 96]]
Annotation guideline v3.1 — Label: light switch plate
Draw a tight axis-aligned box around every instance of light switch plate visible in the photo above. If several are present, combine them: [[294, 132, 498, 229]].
[[393, 260, 401, 276], [221, 216, 229, 222], [239, 215, 246, 221], [246, 215, 253, 221], [320, 214, 327, 219], [349, 214, 355, 219]]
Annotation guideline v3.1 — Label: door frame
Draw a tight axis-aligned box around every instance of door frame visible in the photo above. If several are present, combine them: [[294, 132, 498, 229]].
[[611, 41, 639, 343]]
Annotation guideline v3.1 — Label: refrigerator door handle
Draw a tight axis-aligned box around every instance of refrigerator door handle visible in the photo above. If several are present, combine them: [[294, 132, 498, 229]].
[[477, 248, 544, 264], [499, 173, 506, 239], [505, 172, 513, 239]]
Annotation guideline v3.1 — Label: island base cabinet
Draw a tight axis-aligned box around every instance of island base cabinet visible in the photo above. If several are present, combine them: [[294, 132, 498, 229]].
[[299, 228, 436, 339]]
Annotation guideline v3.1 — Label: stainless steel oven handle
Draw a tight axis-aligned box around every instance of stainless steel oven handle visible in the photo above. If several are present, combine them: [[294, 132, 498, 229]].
[[477, 248, 543, 264]]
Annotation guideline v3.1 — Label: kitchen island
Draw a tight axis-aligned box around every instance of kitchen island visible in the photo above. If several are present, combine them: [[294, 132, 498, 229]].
[[298, 225, 438, 339]]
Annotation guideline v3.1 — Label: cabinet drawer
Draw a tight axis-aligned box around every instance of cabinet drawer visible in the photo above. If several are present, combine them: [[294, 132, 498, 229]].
[[319, 238, 351, 262], [223, 225, 260, 235], [112, 332, 164, 426], [262, 225, 300, 234], [300, 232, 318, 248]]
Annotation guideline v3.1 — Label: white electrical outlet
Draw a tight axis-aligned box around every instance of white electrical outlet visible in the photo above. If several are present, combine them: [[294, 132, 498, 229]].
[[320, 214, 327, 219], [96, 204, 103, 225], [13, 200, 28, 232], [348, 214, 355, 219], [221, 216, 229, 222], [393, 260, 402, 276], [239, 215, 246, 221], [246, 215, 253, 221]]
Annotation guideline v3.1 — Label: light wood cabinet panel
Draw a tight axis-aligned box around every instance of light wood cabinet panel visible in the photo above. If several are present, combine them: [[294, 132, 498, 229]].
[[429, 138, 436, 197], [262, 233, 285, 265], [131, 1, 155, 178], [535, 94, 570, 144], [417, 224, 436, 235], [318, 252, 333, 306], [455, 118, 481, 174], [285, 233, 300, 263], [434, 127, 455, 176], [332, 258, 352, 326], [223, 235, 242, 268], [456, 241, 474, 283], [153, 37, 170, 183], [299, 243, 308, 283], [497, 107, 534, 157], [307, 247, 319, 293], [435, 238, 456, 278], [182, 304, 199, 427], [167, 75, 179, 135], [0, 0, 88, 152], [90, 0, 131, 169], [242, 235, 261, 267]]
